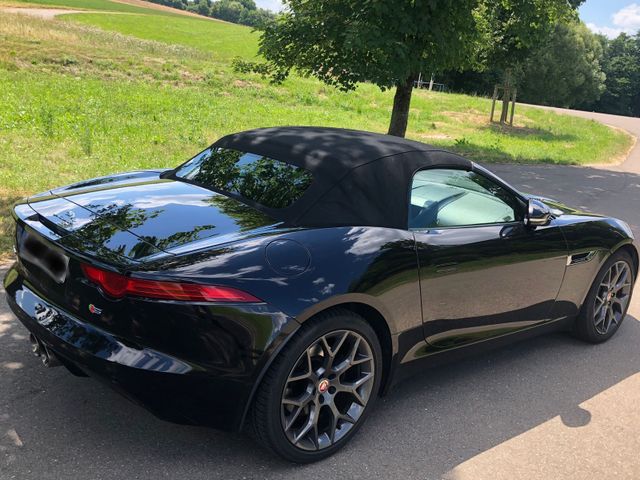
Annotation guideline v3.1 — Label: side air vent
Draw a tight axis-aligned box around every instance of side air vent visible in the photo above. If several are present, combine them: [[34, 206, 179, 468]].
[[567, 251, 597, 266]]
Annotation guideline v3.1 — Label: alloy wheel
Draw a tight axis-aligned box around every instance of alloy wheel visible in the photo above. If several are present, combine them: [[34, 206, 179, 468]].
[[594, 260, 632, 335], [280, 329, 375, 451]]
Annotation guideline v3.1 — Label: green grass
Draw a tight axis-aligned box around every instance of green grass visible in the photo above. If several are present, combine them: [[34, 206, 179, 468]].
[[67, 13, 259, 60], [0, 7, 634, 256], [5, 0, 176, 14]]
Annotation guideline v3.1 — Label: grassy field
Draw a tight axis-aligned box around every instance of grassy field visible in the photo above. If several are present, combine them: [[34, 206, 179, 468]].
[[68, 12, 259, 59], [2, 0, 177, 14], [0, 2, 635, 256]]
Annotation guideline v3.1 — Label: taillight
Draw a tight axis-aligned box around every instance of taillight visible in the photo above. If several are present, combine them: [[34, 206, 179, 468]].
[[80, 264, 261, 303]]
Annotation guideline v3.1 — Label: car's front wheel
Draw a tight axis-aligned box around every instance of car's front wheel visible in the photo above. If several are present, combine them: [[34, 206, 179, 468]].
[[252, 309, 382, 463], [574, 250, 635, 343]]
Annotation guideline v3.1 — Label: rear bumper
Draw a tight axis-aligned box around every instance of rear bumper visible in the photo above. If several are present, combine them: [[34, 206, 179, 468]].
[[4, 264, 296, 431]]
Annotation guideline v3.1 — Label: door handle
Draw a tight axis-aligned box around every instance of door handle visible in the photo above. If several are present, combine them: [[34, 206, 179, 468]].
[[500, 224, 520, 239]]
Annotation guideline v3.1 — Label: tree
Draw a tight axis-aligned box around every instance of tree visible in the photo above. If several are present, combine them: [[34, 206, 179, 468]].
[[239, 7, 273, 27], [518, 21, 606, 108], [592, 33, 640, 116], [196, 0, 211, 17], [211, 0, 245, 23], [477, 0, 584, 123], [252, 0, 482, 137], [237, 0, 256, 9]]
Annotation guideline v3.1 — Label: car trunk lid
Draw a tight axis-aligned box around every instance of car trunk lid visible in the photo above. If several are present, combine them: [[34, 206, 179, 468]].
[[18, 173, 278, 271]]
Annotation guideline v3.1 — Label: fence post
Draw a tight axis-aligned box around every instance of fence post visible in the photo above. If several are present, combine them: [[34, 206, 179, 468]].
[[490, 85, 499, 123], [510, 88, 517, 126]]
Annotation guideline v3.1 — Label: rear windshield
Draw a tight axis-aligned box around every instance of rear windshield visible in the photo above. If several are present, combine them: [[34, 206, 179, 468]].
[[174, 147, 313, 209]]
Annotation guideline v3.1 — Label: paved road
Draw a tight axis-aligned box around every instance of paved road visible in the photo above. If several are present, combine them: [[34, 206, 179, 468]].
[[2, 109, 640, 479]]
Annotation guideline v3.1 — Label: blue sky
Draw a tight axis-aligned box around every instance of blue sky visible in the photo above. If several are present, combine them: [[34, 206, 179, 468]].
[[581, 1, 640, 38], [255, 1, 640, 40]]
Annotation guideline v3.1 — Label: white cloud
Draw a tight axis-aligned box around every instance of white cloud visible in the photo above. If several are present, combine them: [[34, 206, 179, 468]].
[[586, 3, 640, 39], [586, 23, 627, 39], [255, 0, 283, 12], [612, 3, 640, 29]]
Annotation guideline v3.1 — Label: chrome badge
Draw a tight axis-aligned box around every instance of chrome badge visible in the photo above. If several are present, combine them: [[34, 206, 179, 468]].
[[88, 304, 103, 315]]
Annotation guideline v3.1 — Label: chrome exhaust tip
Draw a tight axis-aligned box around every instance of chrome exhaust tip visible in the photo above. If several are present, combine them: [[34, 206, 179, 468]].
[[41, 346, 61, 368], [29, 333, 43, 357], [29, 334, 61, 367]]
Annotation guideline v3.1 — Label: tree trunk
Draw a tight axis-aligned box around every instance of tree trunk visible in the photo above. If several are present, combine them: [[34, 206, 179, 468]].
[[499, 69, 513, 125], [388, 74, 417, 137]]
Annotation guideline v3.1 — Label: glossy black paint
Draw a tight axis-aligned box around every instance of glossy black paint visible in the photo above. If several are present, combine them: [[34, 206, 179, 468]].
[[415, 221, 568, 350], [4, 160, 638, 434]]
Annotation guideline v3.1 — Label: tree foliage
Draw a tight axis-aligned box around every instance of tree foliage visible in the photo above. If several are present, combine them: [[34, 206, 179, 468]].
[[257, 0, 480, 91], [518, 21, 606, 108], [477, 0, 583, 70], [210, 0, 275, 27], [591, 33, 640, 116], [140, 0, 275, 27]]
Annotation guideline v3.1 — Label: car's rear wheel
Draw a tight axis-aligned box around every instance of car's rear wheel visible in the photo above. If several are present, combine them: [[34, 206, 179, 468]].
[[574, 250, 635, 343], [252, 309, 382, 463]]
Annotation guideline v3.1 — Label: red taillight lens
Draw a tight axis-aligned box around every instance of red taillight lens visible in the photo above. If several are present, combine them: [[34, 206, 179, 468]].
[[80, 264, 261, 303], [81, 264, 128, 298]]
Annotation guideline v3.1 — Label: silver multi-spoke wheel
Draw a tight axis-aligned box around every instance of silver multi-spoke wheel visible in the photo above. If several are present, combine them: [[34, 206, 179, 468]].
[[280, 329, 375, 451], [594, 260, 632, 335]]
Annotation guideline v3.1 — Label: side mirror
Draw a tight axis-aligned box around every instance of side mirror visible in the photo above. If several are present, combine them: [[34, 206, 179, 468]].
[[526, 199, 552, 227]]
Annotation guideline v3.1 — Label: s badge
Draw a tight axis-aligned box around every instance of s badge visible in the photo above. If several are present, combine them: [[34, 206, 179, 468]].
[[88, 304, 103, 315]]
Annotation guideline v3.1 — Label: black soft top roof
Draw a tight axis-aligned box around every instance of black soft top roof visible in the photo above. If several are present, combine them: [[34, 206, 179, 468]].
[[213, 127, 475, 229]]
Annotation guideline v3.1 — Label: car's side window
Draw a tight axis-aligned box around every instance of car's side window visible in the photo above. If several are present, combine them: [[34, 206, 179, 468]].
[[409, 168, 519, 229]]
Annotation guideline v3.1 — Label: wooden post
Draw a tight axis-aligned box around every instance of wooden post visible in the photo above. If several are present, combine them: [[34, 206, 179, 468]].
[[499, 69, 513, 125], [509, 88, 517, 126], [490, 85, 499, 123]]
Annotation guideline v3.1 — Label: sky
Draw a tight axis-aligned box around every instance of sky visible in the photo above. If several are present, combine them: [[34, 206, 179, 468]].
[[254, 1, 640, 40], [255, 0, 282, 12], [580, 1, 640, 38]]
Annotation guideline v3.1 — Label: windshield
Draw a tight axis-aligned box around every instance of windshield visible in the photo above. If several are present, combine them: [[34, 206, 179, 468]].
[[174, 147, 313, 209]]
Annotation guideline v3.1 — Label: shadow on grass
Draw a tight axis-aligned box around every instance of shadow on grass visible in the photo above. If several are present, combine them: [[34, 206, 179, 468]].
[[484, 122, 579, 142], [441, 122, 582, 164], [448, 141, 581, 165]]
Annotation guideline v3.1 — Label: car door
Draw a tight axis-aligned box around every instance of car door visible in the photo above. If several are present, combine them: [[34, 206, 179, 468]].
[[410, 167, 568, 349]]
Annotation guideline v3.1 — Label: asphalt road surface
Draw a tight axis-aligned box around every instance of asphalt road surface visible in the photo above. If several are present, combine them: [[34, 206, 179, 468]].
[[3, 108, 640, 479]]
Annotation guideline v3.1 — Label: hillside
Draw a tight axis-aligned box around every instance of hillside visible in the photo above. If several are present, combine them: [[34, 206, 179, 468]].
[[0, 1, 635, 256]]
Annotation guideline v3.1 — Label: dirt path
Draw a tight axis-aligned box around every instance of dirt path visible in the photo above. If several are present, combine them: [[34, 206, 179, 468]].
[[0, 6, 86, 18]]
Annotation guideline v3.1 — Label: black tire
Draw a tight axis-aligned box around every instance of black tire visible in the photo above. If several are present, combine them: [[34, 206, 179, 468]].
[[251, 309, 383, 463], [574, 250, 635, 343]]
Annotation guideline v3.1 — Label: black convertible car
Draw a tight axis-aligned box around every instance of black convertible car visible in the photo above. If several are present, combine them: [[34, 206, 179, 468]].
[[5, 127, 637, 462]]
